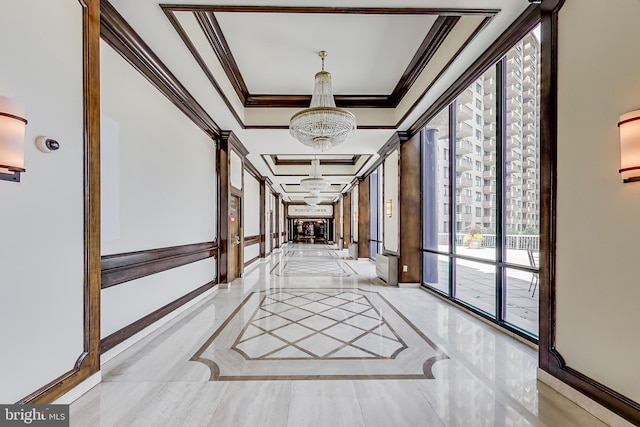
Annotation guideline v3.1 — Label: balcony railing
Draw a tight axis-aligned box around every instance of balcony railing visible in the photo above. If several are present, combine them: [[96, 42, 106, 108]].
[[483, 184, 497, 194], [507, 136, 522, 149], [456, 176, 473, 187], [457, 122, 474, 138], [483, 200, 496, 208], [523, 134, 536, 147], [484, 138, 496, 150], [458, 88, 474, 104], [506, 150, 522, 162], [456, 213, 472, 222], [506, 98, 520, 111], [506, 175, 523, 186], [456, 157, 473, 171], [506, 162, 522, 173], [483, 169, 497, 179], [437, 233, 540, 250], [524, 146, 537, 159], [484, 123, 496, 136], [506, 123, 521, 136], [456, 194, 472, 204], [523, 99, 536, 113], [484, 153, 497, 164], [522, 123, 536, 135], [456, 138, 473, 154], [457, 103, 473, 121]]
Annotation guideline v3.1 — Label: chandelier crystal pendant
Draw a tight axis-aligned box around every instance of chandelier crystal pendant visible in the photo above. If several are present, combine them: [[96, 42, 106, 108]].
[[300, 158, 330, 191], [304, 190, 322, 206], [289, 51, 357, 152]]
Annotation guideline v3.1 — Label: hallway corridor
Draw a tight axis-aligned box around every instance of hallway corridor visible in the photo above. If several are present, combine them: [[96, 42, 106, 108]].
[[70, 245, 604, 426]]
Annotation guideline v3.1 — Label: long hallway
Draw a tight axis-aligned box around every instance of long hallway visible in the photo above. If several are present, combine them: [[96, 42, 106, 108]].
[[70, 245, 604, 426]]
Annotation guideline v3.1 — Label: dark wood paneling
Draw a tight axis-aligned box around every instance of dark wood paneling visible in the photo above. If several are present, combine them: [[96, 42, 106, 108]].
[[100, 281, 216, 353], [100, 0, 220, 138], [218, 134, 230, 283], [244, 255, 260, 268], [408, 5, 539, 137], [399, 134, 421, 283], [343, 193, 351, 248], [357, 177, 370, 259], [244, 157, 262, 181], [101, 242, 218, 289], [244, 234, 261, 246], [362, 132, 409, 179], [538, 1, 640, 424], [259, 179, 266, 257], [21, 0, 101, 404]]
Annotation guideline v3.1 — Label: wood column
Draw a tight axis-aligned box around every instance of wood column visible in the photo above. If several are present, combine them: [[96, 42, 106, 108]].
[[343, 193, 351, 248], [217, 134, 230, 284], [358, 177, 370, 259], [259, 178, 266, 257], [399, 133, 421, 283]]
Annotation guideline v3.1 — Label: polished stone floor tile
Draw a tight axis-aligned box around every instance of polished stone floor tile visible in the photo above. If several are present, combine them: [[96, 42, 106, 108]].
[[68, 244, 609, 426]]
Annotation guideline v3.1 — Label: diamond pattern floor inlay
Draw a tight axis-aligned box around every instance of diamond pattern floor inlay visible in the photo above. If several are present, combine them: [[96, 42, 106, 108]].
[[271, 260, 357, 277], [192, 288, 447, 380], [232, 290, 405, 360]]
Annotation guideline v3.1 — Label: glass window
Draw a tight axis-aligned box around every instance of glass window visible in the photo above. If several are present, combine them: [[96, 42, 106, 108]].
[[421, 25, 540, 340], [422, 108, 450, 252]]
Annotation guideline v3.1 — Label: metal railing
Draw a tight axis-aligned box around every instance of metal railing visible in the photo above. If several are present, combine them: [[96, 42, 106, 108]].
[[437, 233, 539, 250]]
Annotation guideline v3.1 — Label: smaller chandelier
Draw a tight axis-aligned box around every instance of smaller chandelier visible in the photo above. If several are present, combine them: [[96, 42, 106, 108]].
[[304, 190, 322, 206], [289, 51, 357, 152], [300, 158, 330, 191]]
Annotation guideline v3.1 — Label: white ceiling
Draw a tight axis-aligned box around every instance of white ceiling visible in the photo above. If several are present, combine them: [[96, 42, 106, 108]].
[[108, 0, 531, 200]]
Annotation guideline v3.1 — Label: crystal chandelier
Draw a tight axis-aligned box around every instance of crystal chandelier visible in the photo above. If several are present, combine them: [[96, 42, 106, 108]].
[[300, 158, 330, 191], [289, 51, 357, 152], [304, 190, 322, 206]]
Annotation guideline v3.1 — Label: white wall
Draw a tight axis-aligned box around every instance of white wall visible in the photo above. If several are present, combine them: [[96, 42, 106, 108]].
[[244, 245, 260, 264], [384, 150, 399, 252], [230, 150, 243, 191], [243, 170, 260, 237], [100, 41, 216, 337], [0, 1, 84, 403], [556, 0, 640, 403]]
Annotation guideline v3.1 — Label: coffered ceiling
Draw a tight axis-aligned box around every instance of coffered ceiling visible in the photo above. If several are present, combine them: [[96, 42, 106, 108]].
[[106, 0, 531, 201]]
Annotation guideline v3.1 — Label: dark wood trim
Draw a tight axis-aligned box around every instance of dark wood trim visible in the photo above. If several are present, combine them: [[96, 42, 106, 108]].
[[399, 133, 421, 283], [259, 179, 266, 257], [244, 255, 260, 268], [244, 157, 263, 181], [357, 177, 370, 258], [362, 132, 409, 179], [161, 5, 499, 15], [243, 124, 397, 130], [101, 242, 218, 289], [196, 11, 248, 105], [390, 16, 459, 105], [222, 130, 249, 157], [408, 5, 539, 137], [100, 281, 216, 353], [273, 155, 358, 167], [274, 196, 280, 248], [160, 4, 496, 121], [538, 1, 640, 424], [161, 8, 245, 128], [21, 0, 101, 404], [100, 0, 220, 138], [260, 154, 373, 178], [244, 234, 261, 246]]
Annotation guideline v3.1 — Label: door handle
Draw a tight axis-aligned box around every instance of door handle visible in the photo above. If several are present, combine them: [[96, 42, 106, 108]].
[[235, 235, 240, 245]]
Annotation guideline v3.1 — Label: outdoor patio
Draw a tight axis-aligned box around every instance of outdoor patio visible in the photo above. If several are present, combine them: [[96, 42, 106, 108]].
[[424, 246, 539, 336]]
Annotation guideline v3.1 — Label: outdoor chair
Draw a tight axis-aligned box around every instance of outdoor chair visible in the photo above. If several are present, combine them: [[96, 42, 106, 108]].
[[527, 248, 539, 297]]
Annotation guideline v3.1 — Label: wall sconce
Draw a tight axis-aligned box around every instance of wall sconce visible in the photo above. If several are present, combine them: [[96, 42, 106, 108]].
[[386, 199, 393, 218], [0, 96, 27, 183], [618, 110, 640, 183]]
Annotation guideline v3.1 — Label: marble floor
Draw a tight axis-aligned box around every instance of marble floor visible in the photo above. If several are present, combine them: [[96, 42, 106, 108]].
[[70, 244, 607, 426]]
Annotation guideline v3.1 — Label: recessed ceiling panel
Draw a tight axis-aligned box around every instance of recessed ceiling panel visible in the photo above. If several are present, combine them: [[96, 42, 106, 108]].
[[216, 12, 438, 95]]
